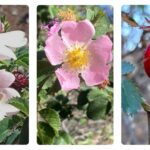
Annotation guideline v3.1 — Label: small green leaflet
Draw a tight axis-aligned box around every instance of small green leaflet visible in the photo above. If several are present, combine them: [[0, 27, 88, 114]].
[[122, 61, 135, 75], [122, 79, 142, 115]]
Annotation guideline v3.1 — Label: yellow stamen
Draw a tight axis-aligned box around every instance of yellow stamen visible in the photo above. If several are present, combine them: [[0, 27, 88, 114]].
[[58, 8, 77, 21], [64, 45, 90, 71]]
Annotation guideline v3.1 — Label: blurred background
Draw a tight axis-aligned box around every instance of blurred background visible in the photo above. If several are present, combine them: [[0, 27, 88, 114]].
[[0, 5, 28, 37], [122, 5, 150, 144]]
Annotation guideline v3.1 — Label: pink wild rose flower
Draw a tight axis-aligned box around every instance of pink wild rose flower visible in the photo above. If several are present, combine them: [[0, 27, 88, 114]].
[[44, 19, 112, 91], [0, 70, 20, 120]]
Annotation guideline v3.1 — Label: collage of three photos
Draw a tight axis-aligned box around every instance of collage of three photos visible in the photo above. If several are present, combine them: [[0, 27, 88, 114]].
[[0, 4, 150, 145]]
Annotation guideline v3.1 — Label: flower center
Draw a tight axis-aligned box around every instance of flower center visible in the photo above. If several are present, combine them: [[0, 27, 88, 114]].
[[64, 45, 90, 71], [58, 8, 77, 21]]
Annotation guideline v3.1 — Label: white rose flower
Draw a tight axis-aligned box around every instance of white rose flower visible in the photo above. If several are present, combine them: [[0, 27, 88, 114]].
[[0, 30, 27, 60], [0, 70, 20, 121]]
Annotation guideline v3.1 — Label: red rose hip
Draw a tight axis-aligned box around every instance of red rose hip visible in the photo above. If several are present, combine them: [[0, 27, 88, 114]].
[[11, 71, 29, 91], [144, 44, 150, 77]]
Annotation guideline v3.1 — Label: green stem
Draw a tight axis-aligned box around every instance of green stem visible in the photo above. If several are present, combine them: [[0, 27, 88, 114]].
[[37, 75, 49, 95]]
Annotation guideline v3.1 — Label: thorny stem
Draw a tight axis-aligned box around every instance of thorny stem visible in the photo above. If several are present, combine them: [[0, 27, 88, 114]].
[[142, 101, 150, 144]]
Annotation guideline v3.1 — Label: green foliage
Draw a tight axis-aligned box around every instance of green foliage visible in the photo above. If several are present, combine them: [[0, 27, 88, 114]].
[[122, 60, 143, 115], [38, 122, 56, 144], [0, 116, 24, 144], [6, 129, 20, 144], [0, 15, 10, 31], [122, 79, 142, 115], [48, 6, 59, 18], [9, 97, 29, 116], [39, 108, 61, 135], [87, 87, 113, 120], [122, 61, 135, 75], [77, 90, 90, 109], [54, 131, 74, 144], [37, 59, 54, 77], [86, 7, 113, 38]]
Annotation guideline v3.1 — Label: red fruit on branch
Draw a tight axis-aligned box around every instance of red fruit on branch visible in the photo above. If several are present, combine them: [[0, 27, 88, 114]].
[[144, 44, 150, 77], [11, 71, 29, 91]]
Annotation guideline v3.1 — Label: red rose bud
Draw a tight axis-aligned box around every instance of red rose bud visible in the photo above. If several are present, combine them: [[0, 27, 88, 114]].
[[11, 71, 29, 91], [144, 44, 150, 77]]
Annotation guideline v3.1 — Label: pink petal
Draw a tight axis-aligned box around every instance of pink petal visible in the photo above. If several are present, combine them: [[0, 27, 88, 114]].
[[88, 35, 113, 64], [81, 60, 110, 86], [0, 70, 15, 88], [44, 34, 66, 65], [61, 20, 95, 46], [81, 35, 112, 86], [55, 68, 80, 91], [48, 22, 61, 36]]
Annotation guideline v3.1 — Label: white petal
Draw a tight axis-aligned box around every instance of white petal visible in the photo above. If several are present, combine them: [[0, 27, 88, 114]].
[[0, 70, 15, 88], [4, 88, 20, 100], [0, 108, 6, 121], [0, 103, 19, 120], [0, 30, 27, 47], [0, 45, 16, 60]]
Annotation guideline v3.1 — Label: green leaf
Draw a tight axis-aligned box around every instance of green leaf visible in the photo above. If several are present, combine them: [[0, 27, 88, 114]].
[[87, 88, 110, 120], [6, 129, 20, 144], [37, 60, 53, 77], [94, 15, 111, 38], [15, 47, 29, 69], [19, 118, 29, 144], [122, 61, 135, 75], [37, 122, 55, 144], [88, 87, 113, 102], [86, 8, 95, 20], [86, 7, 112, 38], [0, 116, 21, 143], [47, 100, 61, 111], [39, 108, 60, 135], [48, 6, 59, 18], [77, 90, 90, 109], [122, 79, 142, 115], [87, 98, 108, 120], [9, 97, 29, 116], [0, 118, 11, 143], [54, 131, 74, 144]]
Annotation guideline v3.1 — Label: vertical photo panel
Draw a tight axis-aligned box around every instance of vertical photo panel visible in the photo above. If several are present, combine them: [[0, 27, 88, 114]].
[[122, 5, 150, 144], [0, 5, 29, 144], [37, 5, 113, 145]]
